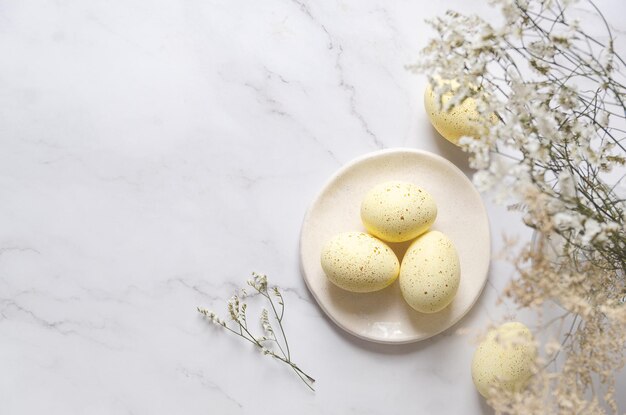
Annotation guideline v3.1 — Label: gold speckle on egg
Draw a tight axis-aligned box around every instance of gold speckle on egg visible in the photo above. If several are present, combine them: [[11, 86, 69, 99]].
[[399, 231, 461, 313], [361, 181, 437, 243], [320, 232, 400, 293], [471, 322, 537, 398], [424, 79, 494, 146]]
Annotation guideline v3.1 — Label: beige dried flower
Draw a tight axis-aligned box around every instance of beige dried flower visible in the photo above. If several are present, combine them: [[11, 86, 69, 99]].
[[413, 0, 626, 412]]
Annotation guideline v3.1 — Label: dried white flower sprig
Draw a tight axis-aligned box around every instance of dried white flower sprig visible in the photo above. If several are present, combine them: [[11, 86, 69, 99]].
[[411, 0, 626, 412], [197, 273, 315, 391]]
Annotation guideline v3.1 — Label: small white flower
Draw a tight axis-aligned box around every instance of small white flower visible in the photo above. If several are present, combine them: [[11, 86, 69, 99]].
[[545, 340, 561, 356], [473, 170, 496, 192], [411, 0, 626, 410], [558, 170, 576, 199], [552, 212, 578, 231], [597, 110, 610, 129], [260, 308, 273, 335], [581, 219, 602, 245]]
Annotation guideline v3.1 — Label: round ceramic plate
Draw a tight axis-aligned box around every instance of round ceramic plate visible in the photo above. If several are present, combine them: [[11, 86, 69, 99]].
[[300, 148, 491, 344]]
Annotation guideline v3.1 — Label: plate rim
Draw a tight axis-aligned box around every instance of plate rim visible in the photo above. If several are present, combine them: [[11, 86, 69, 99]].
[[299, 147, 491, 344]]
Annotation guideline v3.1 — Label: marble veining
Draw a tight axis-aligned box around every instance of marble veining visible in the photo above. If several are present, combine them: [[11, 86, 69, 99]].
[[1, 0, 624, 414]]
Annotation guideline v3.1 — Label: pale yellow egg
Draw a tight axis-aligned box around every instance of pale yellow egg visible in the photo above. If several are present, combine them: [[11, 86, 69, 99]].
[[471, 322, 537, 398], [424, 80, 490, 145], [361, 181, 437, 243], [399, 231, 460, 313], [320, 232, 400, 293]]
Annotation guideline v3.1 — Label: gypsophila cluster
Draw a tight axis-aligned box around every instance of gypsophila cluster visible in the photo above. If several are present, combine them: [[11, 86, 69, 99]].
[[197, 273, 315, 390], [411, 0, 626, 413]]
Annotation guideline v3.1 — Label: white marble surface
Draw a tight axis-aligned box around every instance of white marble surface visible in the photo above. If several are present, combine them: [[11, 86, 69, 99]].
[[1, 1, 624, 414]]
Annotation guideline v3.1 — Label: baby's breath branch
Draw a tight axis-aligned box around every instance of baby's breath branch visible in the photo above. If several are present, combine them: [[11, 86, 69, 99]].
[[197, 273, 315, 391], [413, 0, 626, 412]]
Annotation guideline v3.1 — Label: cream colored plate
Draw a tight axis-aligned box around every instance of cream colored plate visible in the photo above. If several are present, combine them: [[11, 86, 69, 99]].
[[300, 148, 490, 344]]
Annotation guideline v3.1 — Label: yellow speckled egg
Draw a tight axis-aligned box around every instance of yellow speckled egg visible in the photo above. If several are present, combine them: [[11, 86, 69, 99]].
[[399, 231, 460, 313], [320, 232, 399, 293], [424, 80, 490, 145], [361, 181, 437, 243], [472, 322, 537, 398]]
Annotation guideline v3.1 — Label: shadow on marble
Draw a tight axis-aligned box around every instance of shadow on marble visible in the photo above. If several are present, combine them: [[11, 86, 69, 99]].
[[477, 392, 496, 415], [429, 125, 471, 177]]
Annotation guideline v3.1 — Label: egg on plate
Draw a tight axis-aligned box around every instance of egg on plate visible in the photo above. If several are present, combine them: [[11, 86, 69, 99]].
[[320, 232, 400, 293], [361, 181, 437, 243], [399, 231, 460, 313]]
